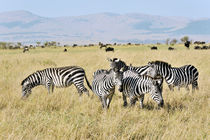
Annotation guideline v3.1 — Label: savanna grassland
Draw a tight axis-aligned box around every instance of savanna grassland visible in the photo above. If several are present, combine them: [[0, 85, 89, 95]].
[[0, 44, 209, 140]]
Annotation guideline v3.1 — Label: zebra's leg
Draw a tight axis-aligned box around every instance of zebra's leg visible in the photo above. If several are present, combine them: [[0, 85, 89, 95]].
[[178, 86, 181, 91], [101, 96, 108, 109], [168, 85, 174, 91], [76, 88, 83, 96], [185, 85, 190, 92], [46, 81, 52, 94], [73, 81, 89, 96], [139, 94, 145, 109], [122, 93, 128, 107], [51, 84, 55, 93], [99, 97, 104, 108], [130, 97, 137, 106], [107, 93, 114, 109], [192, 81, 199, 93], [45, 78, 53, 94]]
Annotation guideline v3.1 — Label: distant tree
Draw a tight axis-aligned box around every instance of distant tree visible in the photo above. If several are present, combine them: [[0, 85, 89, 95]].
[[0, 42, 7, 49], [44, 42, 49, 47], [17, 42, 22, 47], [170, 39, 178, 45], [181, 36, 189, 43], [50, 41, 57, 46], [36, 41, 41, 46], [166, 38, 170, 45]]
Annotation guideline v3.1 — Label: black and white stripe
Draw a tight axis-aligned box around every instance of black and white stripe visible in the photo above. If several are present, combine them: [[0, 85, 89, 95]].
[[119, 70, 164, 108], [92, 69, 123, 109], [147, 61, 199, 92], [21, 66, 92, 98], [108, 58, 164, 106], [108, 58, 149, 75]]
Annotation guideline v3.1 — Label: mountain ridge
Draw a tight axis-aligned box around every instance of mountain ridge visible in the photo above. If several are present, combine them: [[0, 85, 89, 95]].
[[0, 10, 209, 44]]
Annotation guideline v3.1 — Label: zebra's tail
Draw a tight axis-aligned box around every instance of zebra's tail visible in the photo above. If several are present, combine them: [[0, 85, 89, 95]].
[[84, 74, 92, 90]]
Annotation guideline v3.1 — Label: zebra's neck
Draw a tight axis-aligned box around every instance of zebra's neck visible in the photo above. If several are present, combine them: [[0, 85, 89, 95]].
[[27, 71, 44, 88], [136, 77, 152, 93], [128, 65, 148, 75], [158, 66, 173, 84]]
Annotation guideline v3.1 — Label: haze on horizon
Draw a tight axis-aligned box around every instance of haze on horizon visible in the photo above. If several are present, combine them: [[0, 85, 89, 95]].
[[0, 0, 210, 18]]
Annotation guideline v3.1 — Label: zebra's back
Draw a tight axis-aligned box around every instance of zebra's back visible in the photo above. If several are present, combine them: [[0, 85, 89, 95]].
[[171, 65, 199, 86], [122, 70, 152, 97]]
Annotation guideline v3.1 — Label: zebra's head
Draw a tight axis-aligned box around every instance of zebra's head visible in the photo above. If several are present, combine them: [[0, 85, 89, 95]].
[[21, 79, 32, 98], [150, 79, 164, 107], [147, 62, 158, 78], [112, 67, 124, 92], [147, 61, 171, 78], [107, 58, 127, 71]]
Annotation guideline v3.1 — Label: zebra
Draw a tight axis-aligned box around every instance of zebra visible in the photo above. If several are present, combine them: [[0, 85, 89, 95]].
[[21, 66, 92, 98], [108, 58, 149, 75], [146, 61, 199, 92], [118, 70, 164, 108], [107, 58, 164, 106], [92, 68, 123, 109]]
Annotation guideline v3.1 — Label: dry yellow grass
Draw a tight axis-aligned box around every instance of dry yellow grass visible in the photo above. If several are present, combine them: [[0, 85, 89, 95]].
[[0, 45, 209, 140]]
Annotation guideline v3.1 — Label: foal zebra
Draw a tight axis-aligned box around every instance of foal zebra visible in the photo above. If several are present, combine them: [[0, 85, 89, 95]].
[[146, 61, 199, 92], [92, 68, 123, 109], [118, 70, 164, 108], [21, 66, 92, 98]]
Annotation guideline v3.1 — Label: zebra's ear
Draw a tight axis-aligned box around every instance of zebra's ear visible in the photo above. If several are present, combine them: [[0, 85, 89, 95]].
[[148, 62, 152, 65]]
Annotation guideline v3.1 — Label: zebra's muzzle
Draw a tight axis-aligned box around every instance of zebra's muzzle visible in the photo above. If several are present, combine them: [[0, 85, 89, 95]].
[[118, 86, 123, 92], [158, 100, 164, 107]]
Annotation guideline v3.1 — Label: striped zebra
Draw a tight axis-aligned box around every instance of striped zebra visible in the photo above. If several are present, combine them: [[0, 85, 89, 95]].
[[108, 58, 149, 75], [92, 68, 123, 109], [146, 61, 199, 92], [118, 70, 164, 108], [21, 66, 92, 98], [108, 58, 163, 106]]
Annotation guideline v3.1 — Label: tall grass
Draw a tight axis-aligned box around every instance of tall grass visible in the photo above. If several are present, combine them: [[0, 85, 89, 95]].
[[0, 45, 209, 139]]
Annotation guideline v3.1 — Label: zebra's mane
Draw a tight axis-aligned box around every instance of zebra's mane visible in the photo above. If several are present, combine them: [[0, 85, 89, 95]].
[[21, 70, 41, 85], [21, 78, 27, 85], [150, 61, 171, 68]]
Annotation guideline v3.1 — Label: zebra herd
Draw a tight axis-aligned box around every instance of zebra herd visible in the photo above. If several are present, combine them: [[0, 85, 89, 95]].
[[21, 58, 199, 109]]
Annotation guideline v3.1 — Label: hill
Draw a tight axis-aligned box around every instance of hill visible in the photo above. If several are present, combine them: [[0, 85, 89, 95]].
[[0, 10, 210, 44]]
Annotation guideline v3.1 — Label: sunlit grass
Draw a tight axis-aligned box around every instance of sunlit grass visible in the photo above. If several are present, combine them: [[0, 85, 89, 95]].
[[0, 45, 209, 139]]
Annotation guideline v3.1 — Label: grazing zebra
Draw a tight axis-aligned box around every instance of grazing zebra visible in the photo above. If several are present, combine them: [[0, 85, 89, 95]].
[[146, 61, 199, 92], [118, 70, 164, 108], [92, 68, 123, 109], [21, 66, 92, 98], [108, 58, 163, 106]]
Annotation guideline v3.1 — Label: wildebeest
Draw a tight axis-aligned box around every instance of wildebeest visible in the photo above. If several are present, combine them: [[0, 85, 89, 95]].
[[184, 41, 190, 49], [168, 47, 175, 50], [23, 47, 29, 53], [201, 46, 208, 50], [151, 46, 158, 50], [194, 46, 201, 50], [89, 44, 94, 47], [72, 44, 77, 47], [64, 48, 67, 52], [105, 47, 114, 52], [100, 44, 107, 49], [194, 41, 205, 45]]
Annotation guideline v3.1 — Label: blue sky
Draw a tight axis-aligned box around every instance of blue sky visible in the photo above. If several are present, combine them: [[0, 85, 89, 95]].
[[0, 0, 210, 18]]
